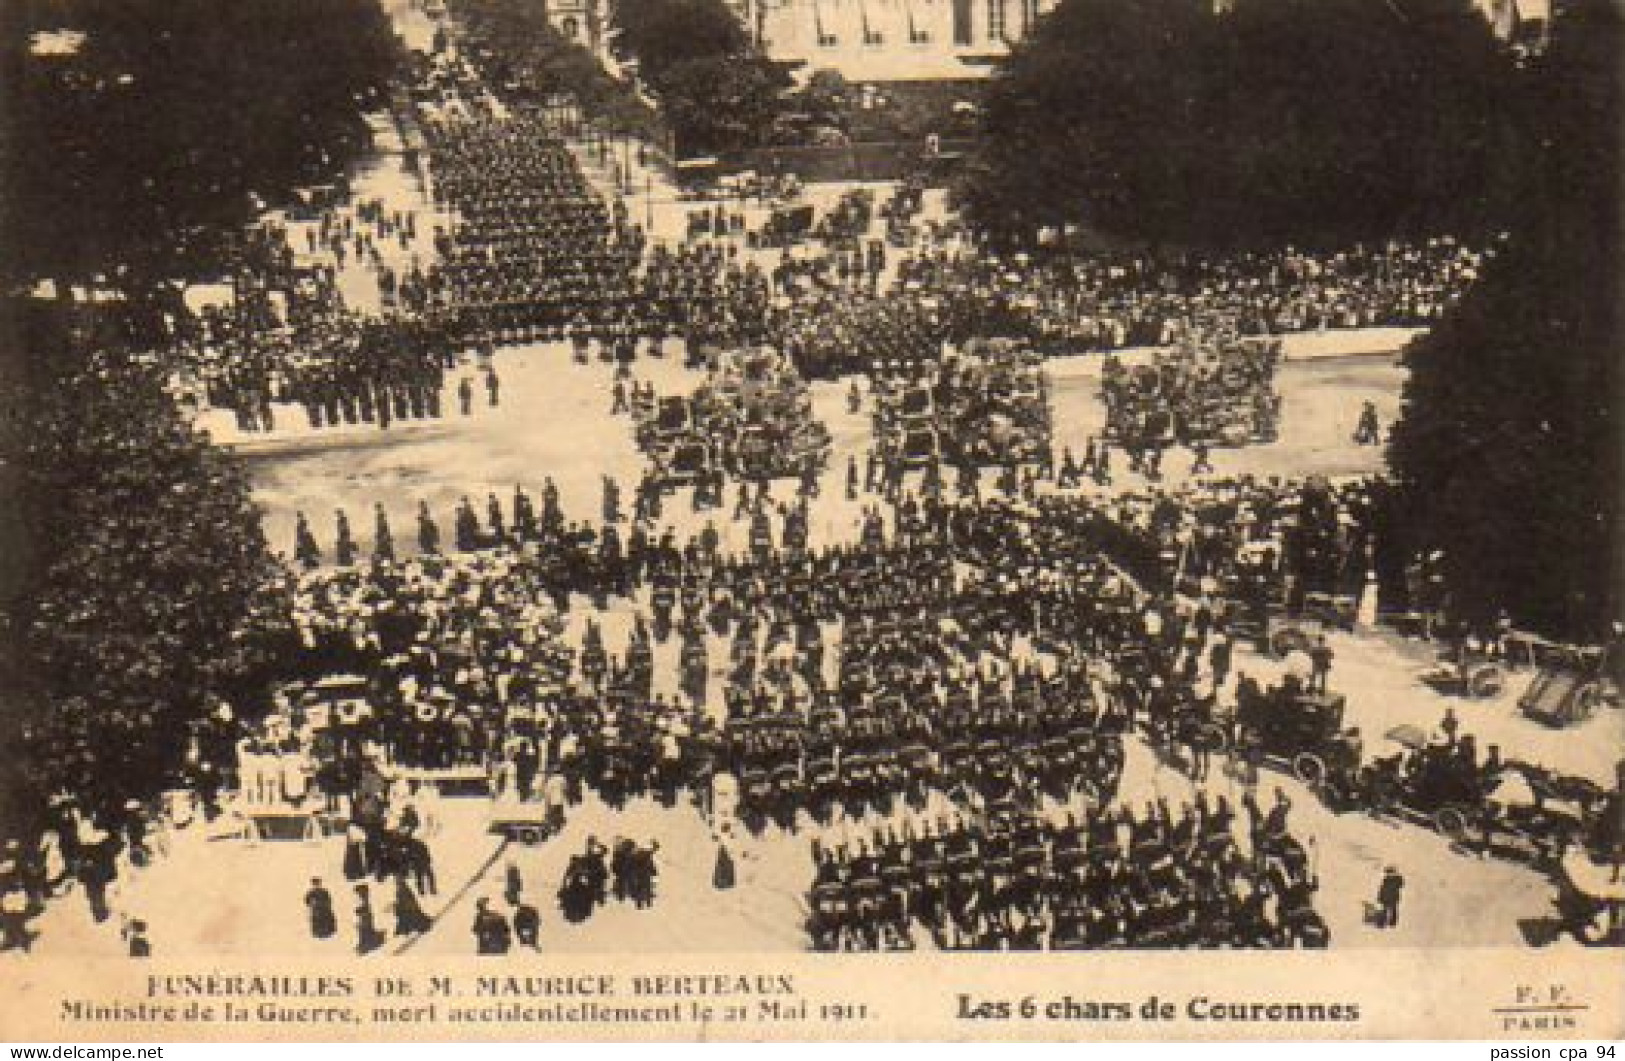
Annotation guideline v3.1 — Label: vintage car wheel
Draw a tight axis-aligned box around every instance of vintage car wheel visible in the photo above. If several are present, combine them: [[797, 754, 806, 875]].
[[1292, 752, 1326, 787], [1574, 682, 1602, 718], [1467, 663, 1506, 699], [1434, 805, 1472, 841]]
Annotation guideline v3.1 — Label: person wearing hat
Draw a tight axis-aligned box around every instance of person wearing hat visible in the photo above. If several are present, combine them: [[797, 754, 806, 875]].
[[416, 501, 441, 555], [1376, 865, 1404, 929], [373, 503, 395, 565], [1440, 707, 1460, 747], [334, 508, 358, 568], [393, 876, 432, 938], [124, 918, 151, 958], [1354, 400, 1381, 446], [512, 894, 541, 950], [1308, 635, 1334, 695], [355, 883, 385, 955], [471, 897, 510, 955], [1, 862, 33, 953], [295, 512, 322, 570], [503, 861, 523, 908], [305, 877, 337, 939]]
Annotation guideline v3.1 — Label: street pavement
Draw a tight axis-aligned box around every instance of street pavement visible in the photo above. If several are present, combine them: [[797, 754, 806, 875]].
[[28, 323, 1613, 958], [22, 11, 1613, 958]]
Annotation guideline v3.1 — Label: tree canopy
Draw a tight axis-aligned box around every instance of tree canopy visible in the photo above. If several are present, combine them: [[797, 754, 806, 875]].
[[0, 0, 373, 836], [610, 0, 751, 82], [1386, 0, 1621, 639], [451, 0, 662, 141], [0, 308, 288, 833], [960, 0, 1521, 248], [608, 0, 789, 156], [0, 0, 399, 299]]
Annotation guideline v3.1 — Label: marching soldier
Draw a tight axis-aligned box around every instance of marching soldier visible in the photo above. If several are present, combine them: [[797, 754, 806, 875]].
[[333, 509, 358, 568], [294, 511, 322, 570], [416, 500, 440, 555]]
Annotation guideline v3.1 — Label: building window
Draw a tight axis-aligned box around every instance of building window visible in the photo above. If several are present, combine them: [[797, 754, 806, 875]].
[[1020, 0, 1039, 36], [861, 1, 883, 45], [814, 1, 836, 46], [953, 0, 974, 44], [816, 3, 837, 46], [988, 0, 1007, 43], [908, 3, 930, 44]]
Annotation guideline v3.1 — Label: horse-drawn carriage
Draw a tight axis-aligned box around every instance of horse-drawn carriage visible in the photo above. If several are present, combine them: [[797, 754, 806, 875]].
[[872, 339, 1050, 471], [893, 424, 941, 469], [1478, 765, 1610, 865], [636, 394, 692, 449], [1100, 328, 1281, 449], [1364, 738, 1601, 865], [755, 204, 815, 248], [1100, 390, 1177, 451], [1227, 593, 1356, 658], [1231, 684, 1361, 795], [653, 439, 714, 487]]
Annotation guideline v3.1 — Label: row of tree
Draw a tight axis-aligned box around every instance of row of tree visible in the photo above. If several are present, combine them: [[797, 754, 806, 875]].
[[608, 0, 790, 157], [0, 1, 395, 831], [1, 0, 399, 329], [0, 307, 290, 833], [448, 0, 663, 144], [961, 0, 1525, 250], [1388, 0, 1620, 640]]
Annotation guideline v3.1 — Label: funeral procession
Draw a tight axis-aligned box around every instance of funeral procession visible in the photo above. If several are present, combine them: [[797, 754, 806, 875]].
[[0, 0, 1620, 964]]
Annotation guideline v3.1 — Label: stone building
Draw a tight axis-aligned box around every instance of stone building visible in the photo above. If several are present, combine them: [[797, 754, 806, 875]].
[[734, 0, 1060, 80]]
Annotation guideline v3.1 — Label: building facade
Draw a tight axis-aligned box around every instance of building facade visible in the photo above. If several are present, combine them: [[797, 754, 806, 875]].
[[736, 0, 1061, 81], [726, 0, 1550, 82], [546, 0, 605, 52]]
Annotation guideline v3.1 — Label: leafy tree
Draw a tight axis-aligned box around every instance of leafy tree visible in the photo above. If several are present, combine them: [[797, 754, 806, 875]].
[[654, 54, 788, 156], [788, 69, 854, 136], [609, 0, 749, 83], [1218, 0, 1519, 246], [960, 0, 1518, 248], [0, 0, 399, 328], [0, 309, 288, 832], [607, 0, 788, 156], [962, 0, 1221, 243], [1387, 0, 1620, 638], [451, 0, 663, 142]]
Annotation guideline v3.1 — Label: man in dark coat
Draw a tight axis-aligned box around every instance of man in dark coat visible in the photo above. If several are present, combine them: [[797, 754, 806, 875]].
[[513, 898, 541, 949], [472, 897, 511, 954], [417, 501, 441, 554], [305, 878, 337, 939], [1376, 866, 1404, 928]]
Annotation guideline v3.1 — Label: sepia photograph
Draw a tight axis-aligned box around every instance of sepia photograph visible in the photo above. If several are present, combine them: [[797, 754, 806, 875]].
[[0, 0, 1620, 1044]]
